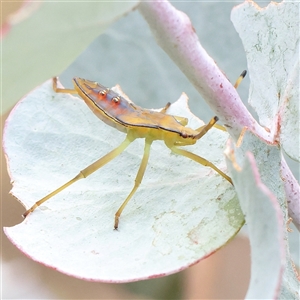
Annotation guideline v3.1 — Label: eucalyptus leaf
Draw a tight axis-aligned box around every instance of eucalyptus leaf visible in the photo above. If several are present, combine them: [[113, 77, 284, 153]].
[[3, 79, 243, 282], [231, 0, 299, 161]]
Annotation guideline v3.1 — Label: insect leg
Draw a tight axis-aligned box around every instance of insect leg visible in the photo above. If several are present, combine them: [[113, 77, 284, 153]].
[[22, 135, 135, 218], [53, 77, 78, 94], [159, 103, 189, 126], [167, 145, 233, 185], [234, 70, 247, 89], [160, 102, 171, 113], [114, 138, 153, 229]]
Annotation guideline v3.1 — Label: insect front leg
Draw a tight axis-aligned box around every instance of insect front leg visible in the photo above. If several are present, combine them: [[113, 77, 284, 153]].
[[234, 70, 247, 89], [166, 143, 232, 185], [114, 137, 153, 230]]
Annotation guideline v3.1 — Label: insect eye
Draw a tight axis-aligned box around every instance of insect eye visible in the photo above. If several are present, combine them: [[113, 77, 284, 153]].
[[181, 131, 188, 138], [112, 96, 120, 104]]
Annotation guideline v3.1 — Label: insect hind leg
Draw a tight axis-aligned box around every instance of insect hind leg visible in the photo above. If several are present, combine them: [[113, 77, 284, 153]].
[[22, 135, 134, 218]]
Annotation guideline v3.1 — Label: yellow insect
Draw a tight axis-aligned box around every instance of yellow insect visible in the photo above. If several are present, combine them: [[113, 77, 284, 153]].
[[23, 71, 246, 229]]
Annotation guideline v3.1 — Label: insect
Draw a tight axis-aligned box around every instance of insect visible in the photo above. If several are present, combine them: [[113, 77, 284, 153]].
[[23, 71, 246, 229]]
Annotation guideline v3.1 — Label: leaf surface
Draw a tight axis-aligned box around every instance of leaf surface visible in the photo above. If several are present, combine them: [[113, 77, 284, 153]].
[[231, 1, 299, 161], [3, 80, 243, 282], [226, 130, 299, 299]]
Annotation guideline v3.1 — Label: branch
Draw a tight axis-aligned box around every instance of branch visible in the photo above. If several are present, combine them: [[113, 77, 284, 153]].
[[138, 0, 270, 141], [138, 0, 299, 232]]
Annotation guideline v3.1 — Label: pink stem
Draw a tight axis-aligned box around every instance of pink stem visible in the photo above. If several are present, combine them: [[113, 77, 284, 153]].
[[138, 0, 299, 230], [138, 0, 271, 141]]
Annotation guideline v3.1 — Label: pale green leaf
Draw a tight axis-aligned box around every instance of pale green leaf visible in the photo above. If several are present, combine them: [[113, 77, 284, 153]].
[[231, 1, 299, 161], [226, 130, 299, 299], [3, 79, 243, 281]]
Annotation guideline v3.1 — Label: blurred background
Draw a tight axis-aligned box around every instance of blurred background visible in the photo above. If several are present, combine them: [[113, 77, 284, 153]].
[[1, 1, 297, 299]]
